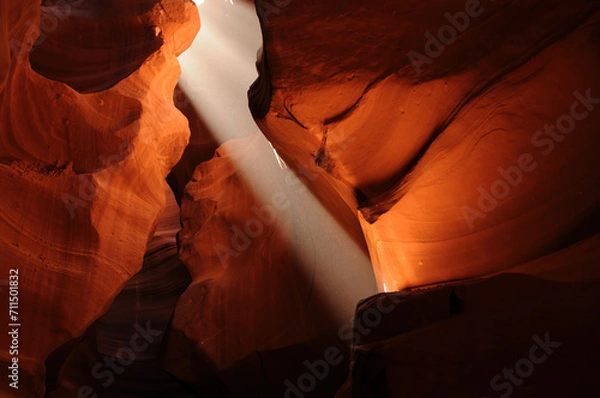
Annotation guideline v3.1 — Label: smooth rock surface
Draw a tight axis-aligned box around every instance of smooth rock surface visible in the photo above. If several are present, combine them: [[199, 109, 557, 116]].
[[343, 273, 600, 397], [251, 0, 600, 291], [165, 132, 377, 395]]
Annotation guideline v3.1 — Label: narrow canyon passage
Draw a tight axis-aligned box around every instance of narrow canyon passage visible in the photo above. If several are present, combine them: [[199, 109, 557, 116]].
[[163, 1, 379, 394], [46, 184, 194, 397], [0, 0, 598, 397], [41, 1, 379, 395]]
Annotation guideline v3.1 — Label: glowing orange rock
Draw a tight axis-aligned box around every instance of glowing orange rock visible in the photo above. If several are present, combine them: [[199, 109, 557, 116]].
[[251, 0, 600, 291], [0, 0, 198, 396]]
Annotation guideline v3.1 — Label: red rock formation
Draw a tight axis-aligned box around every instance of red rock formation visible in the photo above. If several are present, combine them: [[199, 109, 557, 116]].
[[164, 132, 377, 395], [167, 85, 219, 203], [1, 0, 598, 396], [251, 0, 600, 291], [250, 0, 600, 395], [341, 274, 600, 397], [45, 184, 193, 398], [0, 0, 198, 396]]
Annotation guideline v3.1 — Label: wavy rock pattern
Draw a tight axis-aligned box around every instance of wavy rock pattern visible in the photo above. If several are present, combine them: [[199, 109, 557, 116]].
[[0, 0, 598, 396], [45, 184, 193, 397], [251, 0, 600, 291], [0, 0, 198, 396], [167, 132, 376, 395]]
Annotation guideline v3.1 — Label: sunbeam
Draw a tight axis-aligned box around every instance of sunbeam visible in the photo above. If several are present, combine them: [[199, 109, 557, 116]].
[[178, 0, 377, 323]]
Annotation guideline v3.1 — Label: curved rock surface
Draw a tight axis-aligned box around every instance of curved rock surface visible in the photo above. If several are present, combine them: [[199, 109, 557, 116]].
[[166, 132, 377, 395], [1, 0, 598, 396], [45, 184, 193, 398], [251, 0, 600, 291], [167, 85, 219, 203], [0, 0, 198, 396]]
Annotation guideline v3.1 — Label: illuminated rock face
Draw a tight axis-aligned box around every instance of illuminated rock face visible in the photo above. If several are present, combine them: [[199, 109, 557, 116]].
[[166, 132, 377, 396], [45, 185, 193, 398], [0, 0, 197, 396], [1, 0, 599, 396], [251, 0, 600, 291], [167, 85, 219, 203]]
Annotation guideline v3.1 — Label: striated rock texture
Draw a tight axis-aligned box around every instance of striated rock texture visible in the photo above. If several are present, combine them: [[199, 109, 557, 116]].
[[45, 184, 193, 398], [165, 132, 377, 396], [249, 1, 600, 395], [251, 0, 600, 292], [0, 0, 198, 396], [0, 0, 598, 396]]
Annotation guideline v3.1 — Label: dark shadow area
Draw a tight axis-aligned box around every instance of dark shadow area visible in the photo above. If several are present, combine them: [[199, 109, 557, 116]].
[[31, 0, 163, 93]]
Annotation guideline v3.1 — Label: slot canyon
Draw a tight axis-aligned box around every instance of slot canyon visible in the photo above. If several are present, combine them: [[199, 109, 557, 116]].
[[0, 0, 599, 397]]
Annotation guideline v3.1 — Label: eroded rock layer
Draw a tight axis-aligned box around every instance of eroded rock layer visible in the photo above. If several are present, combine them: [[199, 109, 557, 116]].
[[166, 132, 377, 395], [0, 0, 198, 396], [251, 0, 600, 291], [45, 184, 193, 398]]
